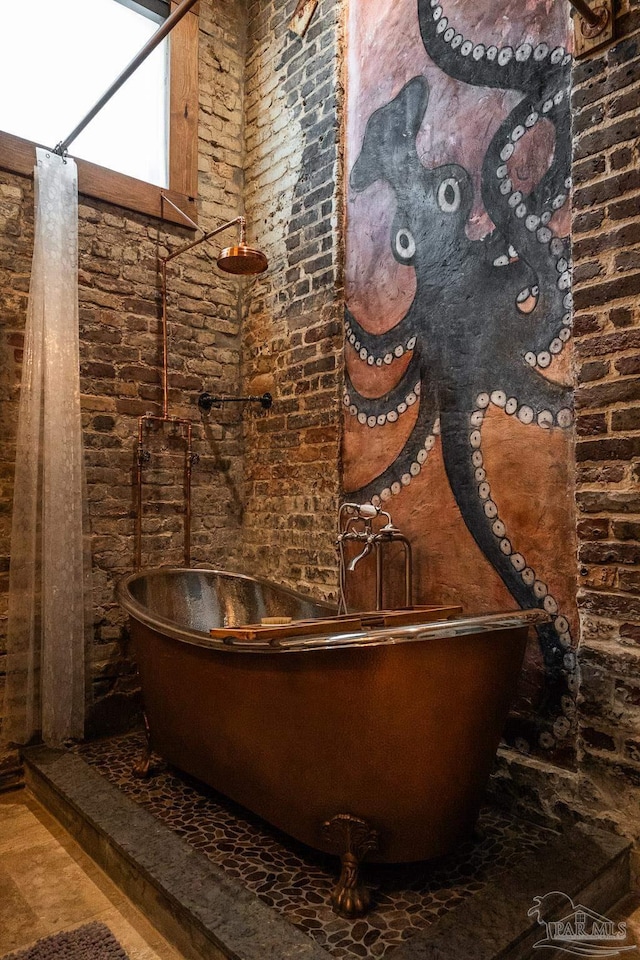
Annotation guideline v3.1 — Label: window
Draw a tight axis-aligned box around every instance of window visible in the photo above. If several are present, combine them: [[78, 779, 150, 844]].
[[0, 0, 199, 225]]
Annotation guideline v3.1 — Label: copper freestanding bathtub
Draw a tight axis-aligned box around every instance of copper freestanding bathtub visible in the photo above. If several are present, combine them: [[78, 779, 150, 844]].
[[117, 567, 546, 916]]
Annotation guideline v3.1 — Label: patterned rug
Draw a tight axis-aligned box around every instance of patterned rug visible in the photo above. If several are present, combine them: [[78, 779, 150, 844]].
[[1, 923, 130, 960]]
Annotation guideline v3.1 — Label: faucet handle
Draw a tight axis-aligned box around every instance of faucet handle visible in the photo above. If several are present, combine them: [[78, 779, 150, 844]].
[[340, 502, 379, 519], [338, 501, 380, 532]]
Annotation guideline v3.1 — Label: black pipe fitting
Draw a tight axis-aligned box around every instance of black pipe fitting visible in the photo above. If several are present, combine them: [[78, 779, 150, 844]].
[[198, 392, 273, 412]]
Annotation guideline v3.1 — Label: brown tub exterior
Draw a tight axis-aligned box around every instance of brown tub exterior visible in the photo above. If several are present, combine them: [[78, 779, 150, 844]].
[[117, 567, 545, 865]]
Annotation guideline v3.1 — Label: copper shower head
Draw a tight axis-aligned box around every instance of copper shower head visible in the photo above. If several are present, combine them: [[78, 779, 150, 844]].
[[217, 243, 268, 276]]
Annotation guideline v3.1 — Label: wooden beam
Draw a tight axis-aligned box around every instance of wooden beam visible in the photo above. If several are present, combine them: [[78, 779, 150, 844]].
[[0, 130, 197, 227], [169, 4, 199, 201]]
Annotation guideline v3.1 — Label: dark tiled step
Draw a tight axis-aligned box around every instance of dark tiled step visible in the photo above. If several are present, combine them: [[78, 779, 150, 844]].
[[23, 746, 329, 960], [23, 745, 632, 960], [391, 826, 632, 959]]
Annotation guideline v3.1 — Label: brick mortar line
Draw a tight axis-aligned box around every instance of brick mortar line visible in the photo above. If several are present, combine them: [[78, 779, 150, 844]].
[[573, 190, 640, 218], [573, 163, 640, 190], [572, 73, 640, 109], [573, 260, 640, 281], [572, 206, 640, 229]]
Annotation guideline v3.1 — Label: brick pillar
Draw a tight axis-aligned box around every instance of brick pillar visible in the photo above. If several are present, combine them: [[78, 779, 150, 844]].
[[572, 4, 640, 806], [241, 0, 345, 598]]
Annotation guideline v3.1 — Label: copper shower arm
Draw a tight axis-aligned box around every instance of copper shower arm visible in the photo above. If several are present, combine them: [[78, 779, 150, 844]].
[[159, 202, 245, 264], [161, 216, 244, 262], [160, 194, 268, 278]]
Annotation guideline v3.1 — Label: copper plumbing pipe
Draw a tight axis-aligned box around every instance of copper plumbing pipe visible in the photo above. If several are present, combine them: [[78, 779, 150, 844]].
[[135, 419, 146, 571], [135, 413, 195, 569], [162, 216, 246, 264], [184, 421, 194, 564], [160, 259, 169, 419], [157, 211, 246, 418], [135, 200, 267, 569], [157, 201, 264, 419]]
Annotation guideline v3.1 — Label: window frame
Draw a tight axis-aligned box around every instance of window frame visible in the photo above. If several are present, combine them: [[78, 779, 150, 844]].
[[116, 0, 170, 22], [0, 1, 199, 228]]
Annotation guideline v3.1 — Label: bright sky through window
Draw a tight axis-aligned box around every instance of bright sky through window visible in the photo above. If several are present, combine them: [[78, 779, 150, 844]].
[[0, 0, 168, 186]]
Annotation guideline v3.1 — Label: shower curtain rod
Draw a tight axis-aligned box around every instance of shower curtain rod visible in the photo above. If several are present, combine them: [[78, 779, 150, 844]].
[[50, 0, 608, 158], [54, 0, 198, 157]]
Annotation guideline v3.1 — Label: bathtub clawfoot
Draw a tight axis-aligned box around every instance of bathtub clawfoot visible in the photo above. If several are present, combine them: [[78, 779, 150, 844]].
[[323, 814, 379, 918], [133, 711, 154, 779]]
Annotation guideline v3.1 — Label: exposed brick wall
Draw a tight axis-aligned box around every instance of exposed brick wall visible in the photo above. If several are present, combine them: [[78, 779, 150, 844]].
[[0, 0, 248, 756], [573, 1, 640, 797], [241, 0, 344, 600], [491, 3, 640, 848]]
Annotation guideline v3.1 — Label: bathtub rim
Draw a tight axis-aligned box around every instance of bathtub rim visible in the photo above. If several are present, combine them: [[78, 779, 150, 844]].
[[117, 566, 550, 654]]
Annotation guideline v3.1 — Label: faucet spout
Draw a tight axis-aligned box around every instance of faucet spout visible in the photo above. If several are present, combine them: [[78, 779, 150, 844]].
[[337, 502, 413, 614], [347, 539, 373, 572]]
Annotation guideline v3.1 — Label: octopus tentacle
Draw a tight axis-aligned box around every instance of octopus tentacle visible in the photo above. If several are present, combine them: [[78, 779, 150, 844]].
[[418, 0, 570, 96], [522, 100, 571, 222], [522, 305, 573, 371], [344, 350, 422, 425], [480, 235, 546, 323], [473, 376, 572, 431], [439, 407, 575, 740], [475, 238, 572, 369], [346, 377, 440, 505], [483, 90, 571, 243], [487, 237, 573, 367], [345, 306, 418, 366], [481, 91, 572, 366], [468, 402, 576, 746]]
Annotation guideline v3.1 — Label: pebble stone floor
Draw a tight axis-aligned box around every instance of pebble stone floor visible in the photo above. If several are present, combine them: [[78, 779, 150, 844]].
[[78, 733, 552, 959]]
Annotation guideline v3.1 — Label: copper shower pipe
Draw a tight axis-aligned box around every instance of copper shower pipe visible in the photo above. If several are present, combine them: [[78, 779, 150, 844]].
[[54, 0, 199, 156], [135, 250, 196, 569], [159, 213, 247, 419], [158, 194, 247, 419], [135, 203, 267, 569], [135, 413, 195, 570]]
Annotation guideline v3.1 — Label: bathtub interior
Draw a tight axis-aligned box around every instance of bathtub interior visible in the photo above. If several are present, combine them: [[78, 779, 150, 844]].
[[127, 568, 336, 632]]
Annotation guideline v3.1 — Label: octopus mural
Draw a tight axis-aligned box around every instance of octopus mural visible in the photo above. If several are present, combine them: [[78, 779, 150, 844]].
[[343, 0, 577, 758]]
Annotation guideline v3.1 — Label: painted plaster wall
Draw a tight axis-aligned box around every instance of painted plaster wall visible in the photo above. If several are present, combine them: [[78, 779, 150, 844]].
[[342, 0, 578, 763]]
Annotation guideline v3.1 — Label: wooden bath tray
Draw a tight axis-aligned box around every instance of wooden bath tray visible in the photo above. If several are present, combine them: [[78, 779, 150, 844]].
[[210, 604, 462, 643]]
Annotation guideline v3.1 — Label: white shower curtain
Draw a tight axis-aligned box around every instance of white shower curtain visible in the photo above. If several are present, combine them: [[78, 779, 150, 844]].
[[4, 148, 90, 748]]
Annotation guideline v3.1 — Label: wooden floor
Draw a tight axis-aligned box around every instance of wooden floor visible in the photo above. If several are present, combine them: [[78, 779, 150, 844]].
[[0, 789, 184, 959]]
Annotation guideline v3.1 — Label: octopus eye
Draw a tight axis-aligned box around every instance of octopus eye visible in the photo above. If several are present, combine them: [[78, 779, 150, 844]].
[[394, 228, 416, 260], [437, 178, 461, 213]]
